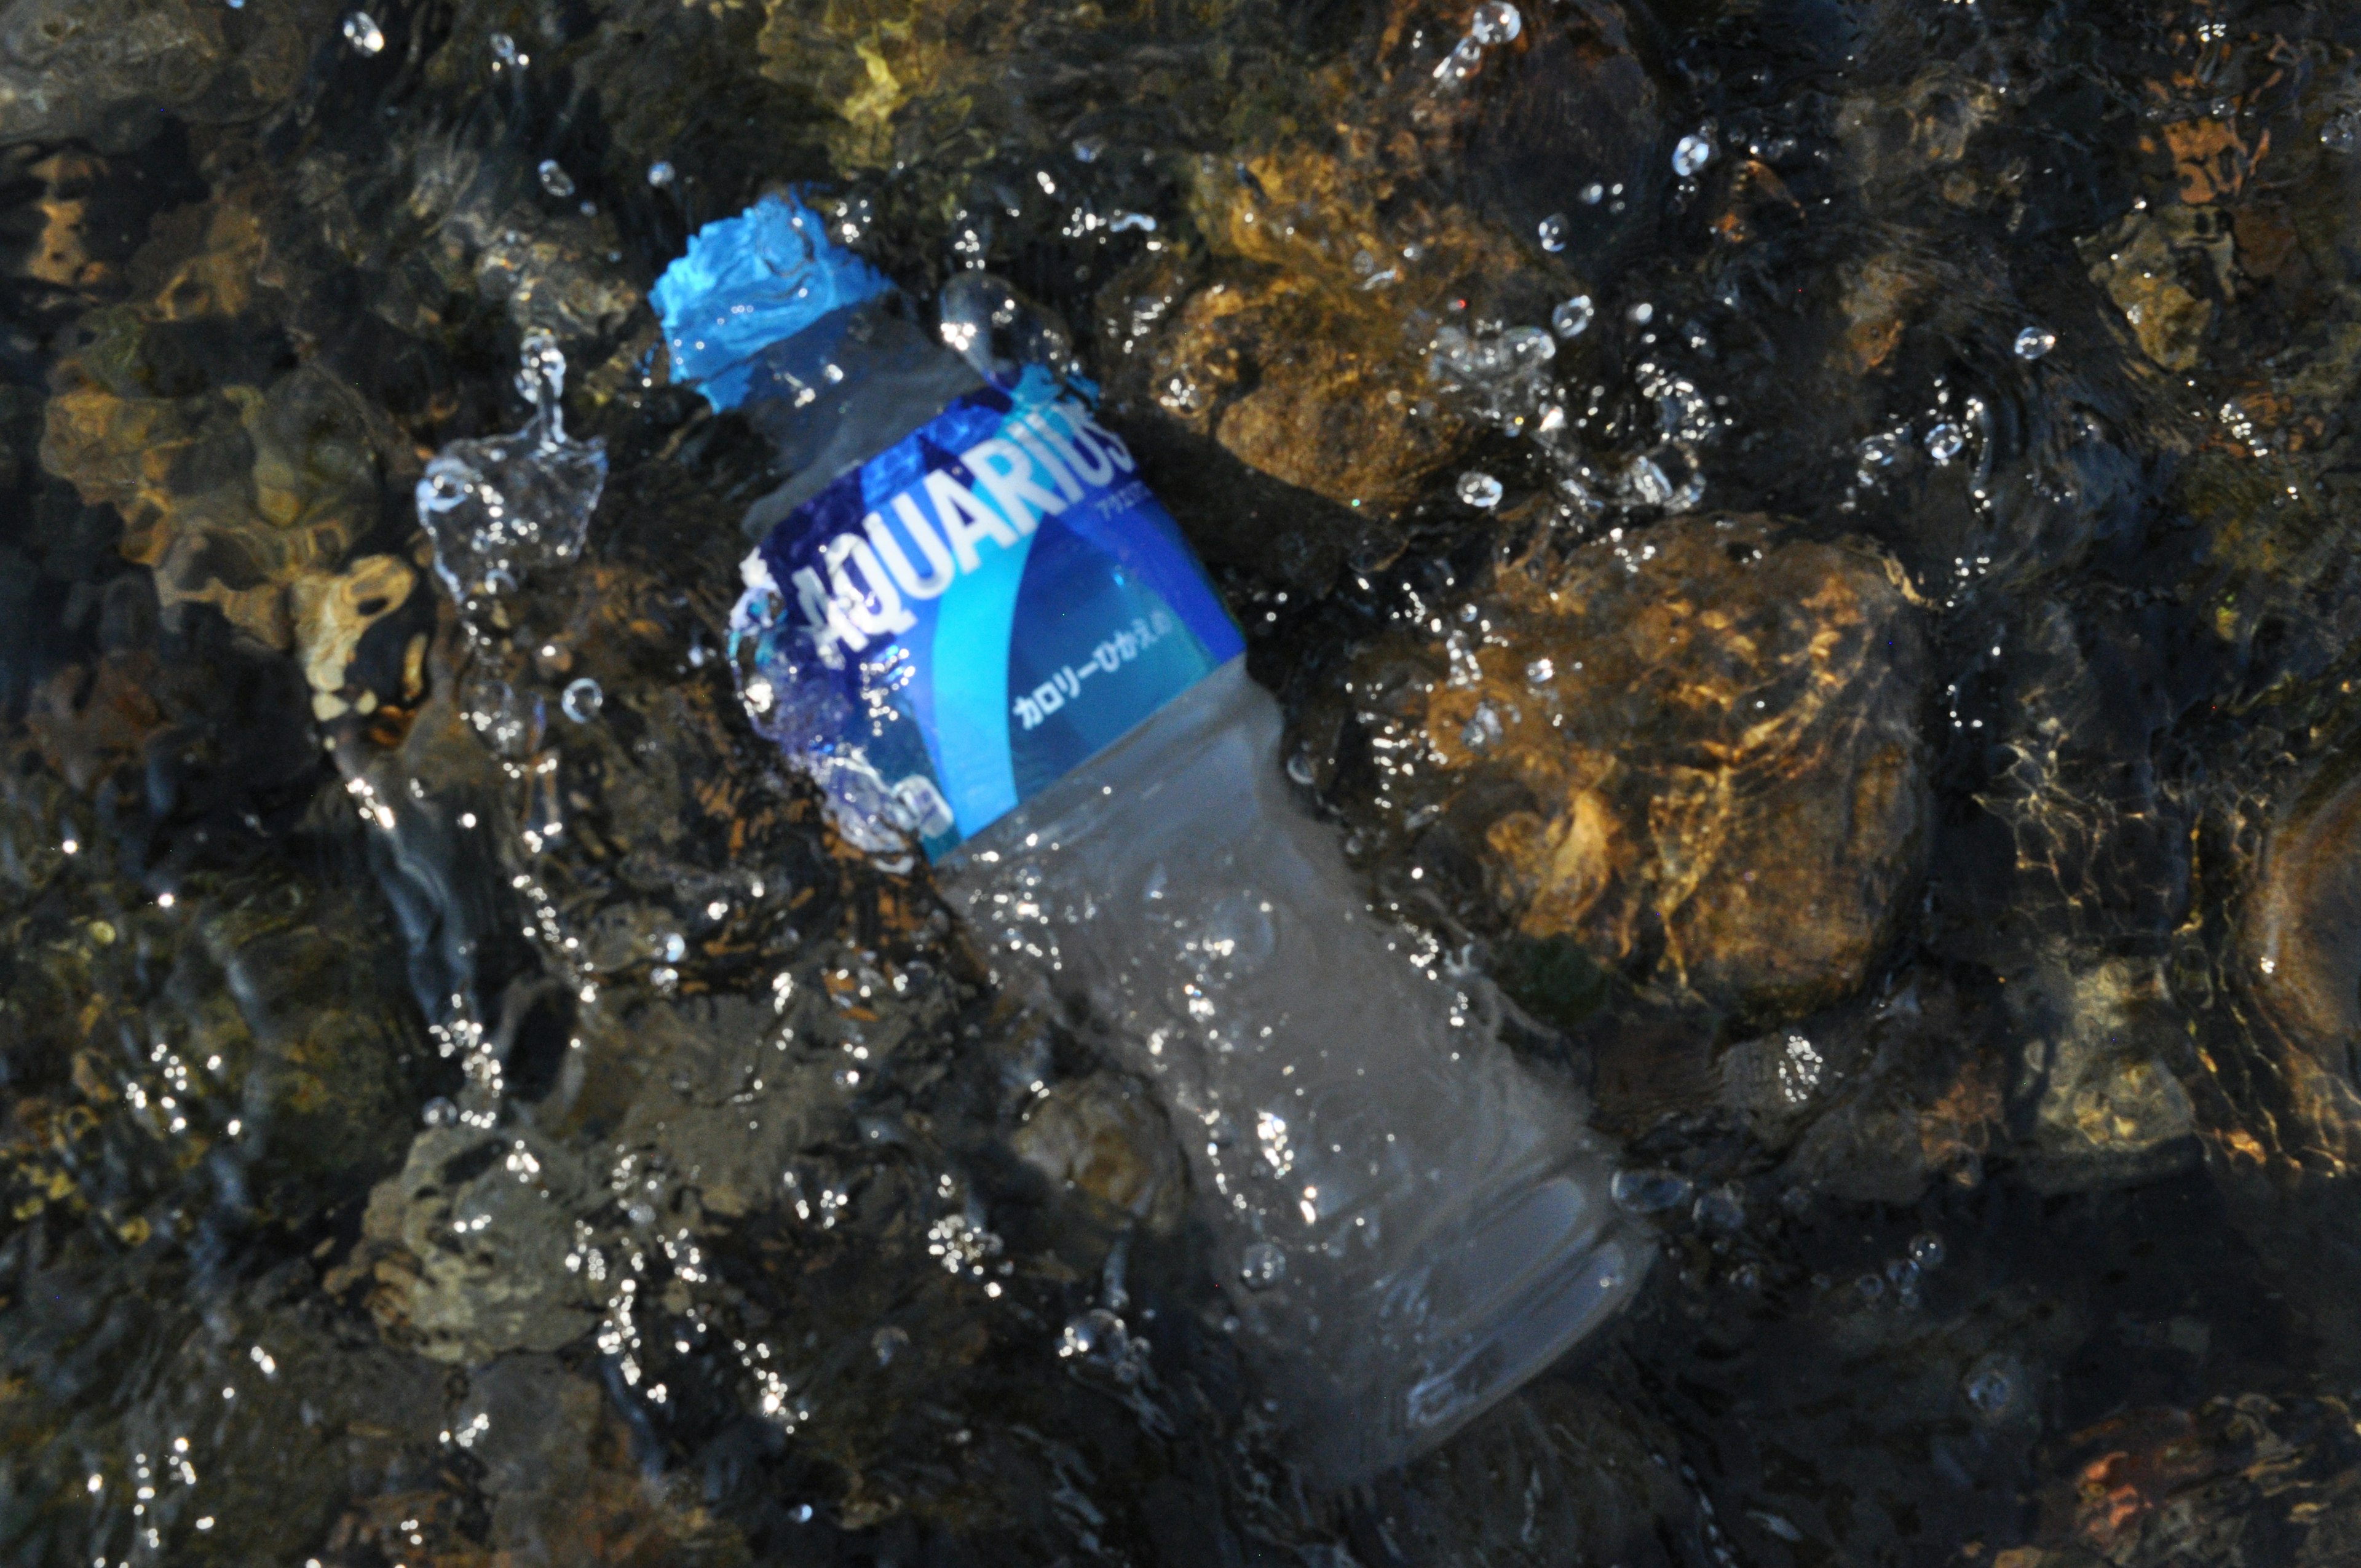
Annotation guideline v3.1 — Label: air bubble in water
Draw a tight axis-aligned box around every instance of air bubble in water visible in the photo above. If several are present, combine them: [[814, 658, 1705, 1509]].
[[1072, 135, 1109, 162], [1504, 325, 1556, 368], [1610, 1168, 1693, 1214], [871, 1326, 910, 1366], [490, 32, 521, 68], [2014, 325, 2056, 361], [537, 160, 576, 199], [422, 1097, 457, 1128], [658, 932, 687, 964], [1056, 1309, 1141, 1384], [342, 12, 385, 55], [1240, 1240, 1287, 1289], [1536, 213, 1569, 253], [1286, 752, 1317, 787], [1469, 1, 1522, 45], [1964, 1357, 2017, 1416], [1551, 295, 1596, 338], [1926, 422, 1967, 462], [647, 160, 677, 188], [1908, 1231, 1946, 1270], [1672, 131, 1715, 178], [561, 677, 603, 724], [1458, 470, 1505, 509]]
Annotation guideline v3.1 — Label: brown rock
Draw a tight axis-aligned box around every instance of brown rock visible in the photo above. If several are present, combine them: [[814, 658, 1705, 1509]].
[[1415, 514, 1930, 1021], [2081, 207, 2233, 373], [1010, 1071, 1185, 1229], [2232, 758, 2361, 1177]]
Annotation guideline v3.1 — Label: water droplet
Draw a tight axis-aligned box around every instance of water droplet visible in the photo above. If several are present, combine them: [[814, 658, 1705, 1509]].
[[1470, 1, 1523, 45], [1619, 454, 1674, 507], [561, 677, 603, 724], [1072, 135, 1109, 162], [489, 31, 520, 68], [1886, 1256, 1920, 1291], [1285, 751, 1317, 787], [1461, 703, 1505, 750], [342, 12, 385, 55], [1458, 470, 1505, 508], [1551, 295, 1596, 338], [646, 160, 676, 188], [1672, 131, 1715, 178], [1536, 213, 1569, 253], [1908, 1231, 1946, 1270], [1610, 1168, 1693, 1214], [651, 965, 681, 995], [1626, 300, 1655, 326], [1524, 657, 1556, 686], [1854, 1271, 1886, 1305], [1240, 1240, 1287, 1289], [1057, 1307, 1132, 1363], [658, 932, 687, 964], [1580, 182, 1605, 205], [2014, 325, 2056, 361], [1926, 422, 1966, 462], [871, 1326, 910, 1365], [422, 1097, 457, 1128], [2325, 113, 2360, 154], [1504, 325, 1556, 369], [537, 160, 576, 199], [1857, 432, 1901, 468], [1433, 33, 1485, 86]]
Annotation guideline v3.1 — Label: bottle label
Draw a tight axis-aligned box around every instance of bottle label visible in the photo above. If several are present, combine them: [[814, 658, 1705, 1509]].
[[738, 376, 1243, 858]]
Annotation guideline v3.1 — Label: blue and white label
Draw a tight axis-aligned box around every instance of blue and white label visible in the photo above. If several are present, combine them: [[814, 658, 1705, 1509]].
[[733, 374, 1243, 858]]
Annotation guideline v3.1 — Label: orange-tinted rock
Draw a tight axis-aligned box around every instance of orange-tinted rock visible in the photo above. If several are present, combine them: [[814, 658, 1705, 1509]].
[[1412, 515, 1930, 1020]]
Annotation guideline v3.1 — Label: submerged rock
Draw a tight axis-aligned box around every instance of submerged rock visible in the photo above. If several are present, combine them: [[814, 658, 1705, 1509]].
[[349, 1127, 603, 1364], [1402, 514, 1929, 1021], [2005, 956, 2200, 1193]]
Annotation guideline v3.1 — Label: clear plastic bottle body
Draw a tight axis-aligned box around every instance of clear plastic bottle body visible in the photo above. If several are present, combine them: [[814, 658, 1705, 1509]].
[[938, 658, 1645, 1480], [702, 255, 1648, 1481]]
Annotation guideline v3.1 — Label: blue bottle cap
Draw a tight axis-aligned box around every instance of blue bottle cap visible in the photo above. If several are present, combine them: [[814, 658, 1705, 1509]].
[[649, 192, 893, 411]]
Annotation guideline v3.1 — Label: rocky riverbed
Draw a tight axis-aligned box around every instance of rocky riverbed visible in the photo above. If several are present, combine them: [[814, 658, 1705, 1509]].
[[9, 0, 2361, 1564]]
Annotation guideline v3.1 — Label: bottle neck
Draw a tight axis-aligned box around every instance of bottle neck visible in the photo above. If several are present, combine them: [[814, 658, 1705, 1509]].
[[737, 298, 986, 538]]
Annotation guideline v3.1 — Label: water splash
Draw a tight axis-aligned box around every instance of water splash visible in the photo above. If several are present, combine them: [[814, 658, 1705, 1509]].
[[415, 331, 608, 616]]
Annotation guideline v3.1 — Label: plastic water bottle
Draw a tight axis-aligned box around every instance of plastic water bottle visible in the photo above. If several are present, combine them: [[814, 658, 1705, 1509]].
[[654, 194, 1648, 1482]]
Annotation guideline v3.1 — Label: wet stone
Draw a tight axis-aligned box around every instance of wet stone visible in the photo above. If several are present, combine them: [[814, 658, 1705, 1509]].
[[1402, 514, 1930, 1022]]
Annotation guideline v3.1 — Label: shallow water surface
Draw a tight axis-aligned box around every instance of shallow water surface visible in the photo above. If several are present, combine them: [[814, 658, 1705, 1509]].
[[7, 0, 2361, 1564]]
